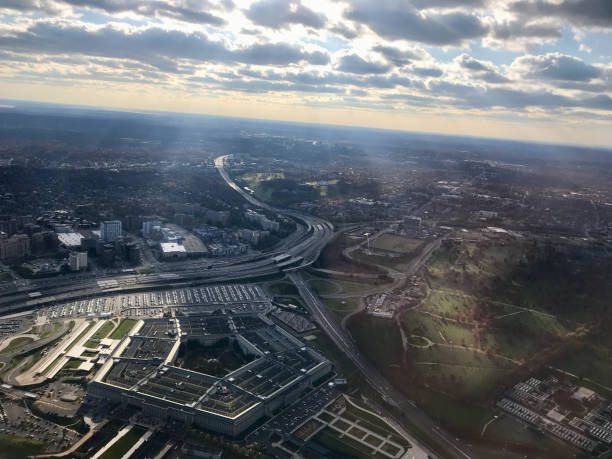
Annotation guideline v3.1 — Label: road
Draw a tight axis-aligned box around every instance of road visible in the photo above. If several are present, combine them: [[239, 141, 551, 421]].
[[1, 153, 474, 459], [290, 270, 476, 459], [0, 155, 333, 315]]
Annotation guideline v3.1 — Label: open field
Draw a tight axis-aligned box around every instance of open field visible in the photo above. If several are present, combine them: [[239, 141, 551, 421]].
[[313, 233, 385, 276], [371, 234, 422, 254], [482, 415, 569, 457], [267, 281, 299, 296], [0, 433, 47, 458], [340, 234, 612, 451], [238, 172, 285, 202], [303, 271, 382, 296], [308, 278, 342, 295], [321, 297, 361, 321], [339, 232, 611, 453], [402, 309, 479, 348], [550, 331, 612, 394]]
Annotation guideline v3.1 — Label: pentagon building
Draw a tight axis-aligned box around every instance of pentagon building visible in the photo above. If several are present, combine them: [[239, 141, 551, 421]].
[[89, 310, 332, 436]]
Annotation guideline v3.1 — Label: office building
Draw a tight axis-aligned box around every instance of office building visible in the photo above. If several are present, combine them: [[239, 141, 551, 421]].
[[0, 234, 31, 261], [142, 220, 162, 239], [89, 310, 331, 437], [100, 220, 122, 242], [68, 251, 88, 271]]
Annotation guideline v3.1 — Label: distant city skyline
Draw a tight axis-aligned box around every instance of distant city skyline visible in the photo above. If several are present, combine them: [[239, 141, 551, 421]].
[[0, 0, 611, 146]]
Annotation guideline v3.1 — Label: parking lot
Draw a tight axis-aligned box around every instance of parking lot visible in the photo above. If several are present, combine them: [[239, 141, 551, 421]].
[[39, 284, 269, 320], [0, 400, 82, 453], [246, 385, 339, 444]]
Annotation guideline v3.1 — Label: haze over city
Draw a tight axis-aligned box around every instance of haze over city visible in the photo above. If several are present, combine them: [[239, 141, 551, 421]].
[[0, 0, 611, 145], [0, 2, 611, 459]]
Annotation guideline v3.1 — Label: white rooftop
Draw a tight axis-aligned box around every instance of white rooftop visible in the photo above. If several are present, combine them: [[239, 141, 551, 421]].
[[78, 361, 95, 372], [160, 242, 186, 253], [57, 232, 84, 247], [100, 338, 116, 347]]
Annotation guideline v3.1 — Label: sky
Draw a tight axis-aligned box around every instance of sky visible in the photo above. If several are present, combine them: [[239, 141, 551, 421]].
[[0, 0, 611, 146]]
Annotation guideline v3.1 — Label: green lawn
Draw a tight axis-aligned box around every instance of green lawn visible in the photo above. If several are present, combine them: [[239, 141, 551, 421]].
[[323, 297, 361, 321], [304, 272, 381, 296], [99, 426, 146, 459], [421, 288, 475, 317], [309, 279, 342, 295], [91, 321, 115, 340], [372, 234, 422, 253], [0, 336, 34, 354], [65, 321, 95, 353], [108, 319, 137, 339], [551, 334, 612, 395], [314, 428, 373, 458], [347, 314, 404, 371], [41, 321, 63, 339], [0, 434, 46, 458], [62, 359, 83, 370], [267, 282, 299, 296], [483, 415, 568, 457], [42, 354, 65, 376], [84, 340, 99, 349]]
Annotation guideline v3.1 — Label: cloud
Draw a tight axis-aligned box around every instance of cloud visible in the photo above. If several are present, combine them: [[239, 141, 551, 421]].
[[235, 67, 417, 90], [246, 0, 326, 29], [410, 0, 488, 9], [411, 66, 443, 78], [429, 80, 612, 110], [329, 23, 359, 39], [337, 54, 391, 74], [0, 0, 66, 14], [491, 20, 561, 41], [0, 21, 330, 68], [508, 0, 612, 29], [458, 54, 488, 71], [62, 0, 226, 26], [346, 0, 488, 45], [372, 45, 421, 66], [457, 54, 509, 83], [510, 53, 602, 81]]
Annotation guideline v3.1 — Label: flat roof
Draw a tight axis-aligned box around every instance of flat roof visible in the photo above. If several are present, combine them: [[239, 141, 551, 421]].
[[91, 307, 330, 422], [57, 232, 84, 247], [160, 242, 186, 253]]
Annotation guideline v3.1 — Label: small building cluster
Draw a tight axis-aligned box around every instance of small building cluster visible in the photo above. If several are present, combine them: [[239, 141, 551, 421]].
[[498, 376, 612, 455]]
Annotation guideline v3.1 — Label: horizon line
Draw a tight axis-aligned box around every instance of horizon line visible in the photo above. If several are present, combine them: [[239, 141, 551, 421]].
[[1, 97, 611, 151]]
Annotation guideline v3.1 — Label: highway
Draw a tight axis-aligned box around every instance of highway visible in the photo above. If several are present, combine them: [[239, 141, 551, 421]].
[[0, 155, 333, 315], [1, 154, 474, 459], [290, 270, 476, 459]]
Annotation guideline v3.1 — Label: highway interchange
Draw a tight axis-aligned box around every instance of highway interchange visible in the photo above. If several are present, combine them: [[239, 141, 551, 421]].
[[0, 154, 476, 459], [0, 155, 332, 316]]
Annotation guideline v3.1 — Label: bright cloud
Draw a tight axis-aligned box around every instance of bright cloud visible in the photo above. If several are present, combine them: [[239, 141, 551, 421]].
[[0, 0, 610, 145]]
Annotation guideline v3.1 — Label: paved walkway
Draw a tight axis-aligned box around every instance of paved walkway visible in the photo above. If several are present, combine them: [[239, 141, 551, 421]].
[[31, 418, 107, 458], [122, 428, 152, 459], [92, 424, 134, 459], [314, 397, 417, 459]]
